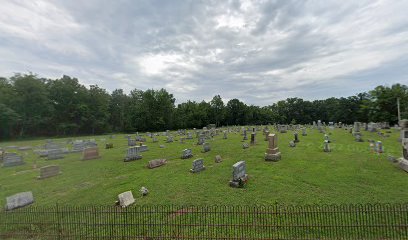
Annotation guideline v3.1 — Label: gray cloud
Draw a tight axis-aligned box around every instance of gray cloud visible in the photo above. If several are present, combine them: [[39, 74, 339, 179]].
[[0, 0, 407, 106]]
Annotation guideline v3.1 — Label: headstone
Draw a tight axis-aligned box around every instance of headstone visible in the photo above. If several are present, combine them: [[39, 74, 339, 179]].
[[117, 191, 135, 208], [265, 134, 281, 161], [355, 134, 364, 142], [302, 128, 307, 136], [5, 192, 34, 211], [324, 140, 331, 152], [166, 136, 174, 143], [186, 132, 193, 140], [197, 136, 205, 145], [105, 143, 114, 149], [72, 140, 85, 152], [38, 165, 61, 179], [128, 139, 136, 146], [202, 142, 211, 152], [18, 146, 32, 151], [139, 145, 149, 152], [147, 159, 167, 169], [294, 132, 299, 143], [242, 143, 249, 149], [47, 148, 64, 160], [159, 145, 165, 148], [223, 131, 227, 139], [190, 158, 206, 173], [124, 146, 142, 162], [215, 155, 222, 163], [375, 141, 383, 153], [82, 147, 100, 160], [243, 130, 248, 140], [250, 132, 256, 145], [181, 149, 193, 159], [289, 141, 296, 147], [152, 137, 158, 143], [229, 161, 248, 188], [264, 130, 270, 141], [324, 134, 330, 143], [3, 153, 25, 167]]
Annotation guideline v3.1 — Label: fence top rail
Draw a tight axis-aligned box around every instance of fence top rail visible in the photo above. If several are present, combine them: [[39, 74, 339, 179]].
[[2, 202, 408, 213]]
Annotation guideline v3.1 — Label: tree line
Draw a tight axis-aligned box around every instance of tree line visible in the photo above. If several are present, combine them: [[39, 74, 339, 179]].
[[0, 73, 407, 139]]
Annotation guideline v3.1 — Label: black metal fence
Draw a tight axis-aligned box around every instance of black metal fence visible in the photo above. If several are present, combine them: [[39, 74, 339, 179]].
[[1, 203, 407, 239]]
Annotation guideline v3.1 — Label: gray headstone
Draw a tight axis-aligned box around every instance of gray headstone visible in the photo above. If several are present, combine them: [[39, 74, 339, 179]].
[[190, 158, 206, 173], [117, 191, 135, 208], [124, 146, 142, 162], [38, 165, 61, 179], [47, 148, 64, 160], [215, 155, 222, 163], [181, 149, 193, 159], [3, 153, 24, 167], [202, 142, 211, 152], [5, 192, 34, 210]]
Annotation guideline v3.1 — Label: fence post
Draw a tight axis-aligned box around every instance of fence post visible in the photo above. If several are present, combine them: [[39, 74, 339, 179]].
[[56, 203, 62, 240]]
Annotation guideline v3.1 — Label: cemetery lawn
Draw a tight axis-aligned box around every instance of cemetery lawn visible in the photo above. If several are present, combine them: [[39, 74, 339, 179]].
[[0, 128, 407, 208]]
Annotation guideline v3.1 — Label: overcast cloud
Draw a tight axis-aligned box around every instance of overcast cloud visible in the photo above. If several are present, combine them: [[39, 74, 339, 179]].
[[0, 0, 407, 105]]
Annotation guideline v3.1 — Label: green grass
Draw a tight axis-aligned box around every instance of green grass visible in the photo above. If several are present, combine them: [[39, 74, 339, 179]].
[[0, 127, 406, 208]]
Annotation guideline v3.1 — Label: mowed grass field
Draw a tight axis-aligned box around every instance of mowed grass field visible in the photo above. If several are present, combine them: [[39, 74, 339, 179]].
[[0, 127, 407, 209]]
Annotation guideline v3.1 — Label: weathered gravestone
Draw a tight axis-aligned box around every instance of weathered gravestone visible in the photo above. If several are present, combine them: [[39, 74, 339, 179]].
[[147, 159, 167, 169], [250, 132, 256, 145], [289, 141, 296, 147], [264, 130, 270, 141], [375, 141, 383, 153], [82, 147, 100, 160], [128, 139, 136, 146], [229, 161, 248, 188], [38, 165, 61, 179], [202, 142, 211, 152], [47, 148, 64, 160], [302, 128, 307, 136], [243, 130, 248, 140], [215, 155, 222, 163], [265, 134, 281, 161], [139, 144, 149, 152], [124, 146, 142, 162], [294, 132, 299, 143], [105, 143, 114, 149], [117, 191, 135, 208], [5, 191, 34, 211], [190, 158, 206, 173], [3, 153, 25, 167], [242, 143, 249, 149], [18, 146, 32, 151], [181, 149, 193, 159], [152, 137, 158, 143], [166, 136, 174, 143], [223, 131, 228, 139], [324, 140, 331, 152], [398, 119, 408, 172], [72, 140, 85, 152], [355, 134, 364, 142]]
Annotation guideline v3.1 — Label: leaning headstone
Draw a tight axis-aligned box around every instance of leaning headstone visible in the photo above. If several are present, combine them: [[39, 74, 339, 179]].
[[82, 147, 100, 160], [181, 149, 193, 159], [147, 159, 167, 169], [47, 149, 64, 160], [215, 155, 222, 163], [5, 192, 34, 211], [3, 153, 25, 167], [190, 158, 206, 173], [202, 142, 211, 152], [38, 165, 61, 179], [265, 134, 281, 161], [124, 146, 142, 162], [229, 161, 248, 188], [117, 191, 135, 208]]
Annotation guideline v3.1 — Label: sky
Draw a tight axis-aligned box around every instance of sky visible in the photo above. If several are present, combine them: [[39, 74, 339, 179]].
[[0, 0, 407, 106]]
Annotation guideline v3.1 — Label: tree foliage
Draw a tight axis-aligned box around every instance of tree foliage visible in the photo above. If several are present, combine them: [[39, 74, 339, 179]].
[[0, 73, 406, 139]]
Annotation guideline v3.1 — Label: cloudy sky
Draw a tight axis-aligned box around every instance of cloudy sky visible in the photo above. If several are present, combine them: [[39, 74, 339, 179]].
[[0, 0, 407, 105]]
